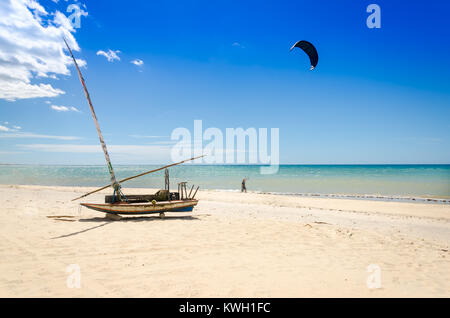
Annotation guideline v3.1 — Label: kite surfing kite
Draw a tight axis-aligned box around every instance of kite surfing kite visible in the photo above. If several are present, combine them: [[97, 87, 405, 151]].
[[290, 40, 318, 71]]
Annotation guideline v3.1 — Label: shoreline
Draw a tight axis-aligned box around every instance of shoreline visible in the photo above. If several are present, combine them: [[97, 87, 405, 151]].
[[2, 183, 450, 204], [206, 188, 450, 204]]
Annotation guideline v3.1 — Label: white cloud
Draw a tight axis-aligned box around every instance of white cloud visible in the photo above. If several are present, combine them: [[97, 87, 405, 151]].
[[131, 59, 144, 66], [0, 0, 85, 101], [0, 122, 21, 132], [15, 143, 250, 164], [97, 49, 121, 62], [0, 122, 79, 139], [0, 151, 26, 155], [0, 132, 80, 140], [19, 144, 172, 157], [17, 143, 173, 163], [232, 42, 245, 48], [129, 134, 167, 138], [50, 105, 80, 112]]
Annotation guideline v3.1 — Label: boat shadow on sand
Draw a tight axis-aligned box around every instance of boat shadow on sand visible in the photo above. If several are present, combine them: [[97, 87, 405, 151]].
[[78, 215, 200, 223], [50, 215, 199, 239]]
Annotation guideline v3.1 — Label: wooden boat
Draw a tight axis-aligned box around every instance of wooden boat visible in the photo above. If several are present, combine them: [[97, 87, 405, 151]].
[[80, 181, 200, 216], [64, 39, 202, 218], [81, 200, 198, 215]]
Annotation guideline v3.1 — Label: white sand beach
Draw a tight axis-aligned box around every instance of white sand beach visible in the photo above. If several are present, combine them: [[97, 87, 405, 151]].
[[0, 184, 448, 297]]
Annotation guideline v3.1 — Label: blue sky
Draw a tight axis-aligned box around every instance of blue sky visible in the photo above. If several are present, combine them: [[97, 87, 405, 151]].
[[0, 0, 449, 164]]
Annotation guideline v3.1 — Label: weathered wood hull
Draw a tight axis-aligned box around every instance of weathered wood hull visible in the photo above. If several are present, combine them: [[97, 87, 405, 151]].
[[81, 199, 198, 215]]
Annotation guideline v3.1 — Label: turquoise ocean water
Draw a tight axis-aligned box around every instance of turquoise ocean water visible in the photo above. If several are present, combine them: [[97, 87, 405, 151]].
[[0, 164, 449, 200]]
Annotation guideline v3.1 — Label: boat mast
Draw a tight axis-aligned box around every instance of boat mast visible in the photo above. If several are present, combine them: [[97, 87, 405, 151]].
[[64, 39, 123, 199]]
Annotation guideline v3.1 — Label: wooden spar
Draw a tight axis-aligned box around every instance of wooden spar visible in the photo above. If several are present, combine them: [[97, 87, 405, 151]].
[[63, 38, 120, 193], [188, 184, 194, 198], [72, 154, 205, 201], [192, 186, 200, 199]]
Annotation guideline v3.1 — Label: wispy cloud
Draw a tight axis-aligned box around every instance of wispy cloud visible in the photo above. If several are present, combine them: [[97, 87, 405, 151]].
[[0, 122, 79, 139], [0, 122, 21, 132], [131, 59, 144, 66], [0, 151, 26, 155], [19, 144, 171, 154], [0, 133, 80, 140], [17, 143, 173, 163], [129, 134, 167, 139], [0, 0, 85, 101], [150, 140, 178, 145], [232, 42, 245, 48], [50, 105, 80, 112], [97, 49, 121, 62]]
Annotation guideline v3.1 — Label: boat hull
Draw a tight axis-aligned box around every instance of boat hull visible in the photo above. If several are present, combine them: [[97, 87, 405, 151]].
[[81, 199, 198, 215]]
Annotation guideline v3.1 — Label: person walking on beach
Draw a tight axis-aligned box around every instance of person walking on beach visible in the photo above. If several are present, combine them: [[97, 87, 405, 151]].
[[241, 177, 248, 193]]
